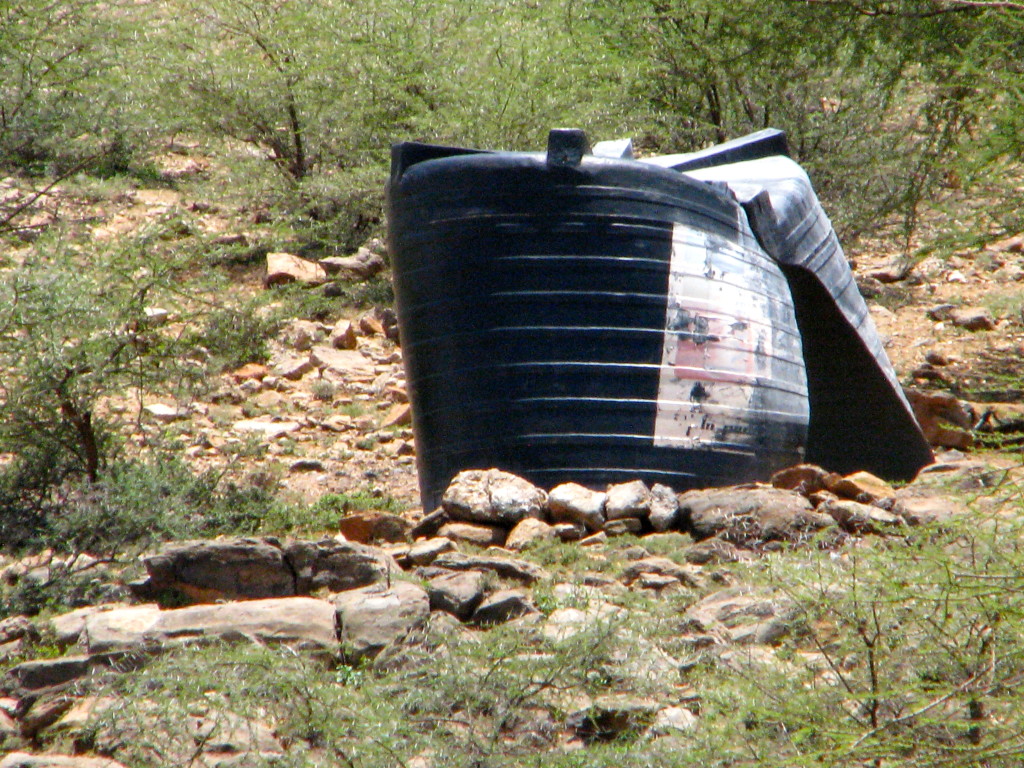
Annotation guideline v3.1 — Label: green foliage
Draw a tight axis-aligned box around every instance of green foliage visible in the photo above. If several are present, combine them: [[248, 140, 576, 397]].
[[190, 300, 278, 372], [0, 0, 134, 174], [0, 231, 190, 489]]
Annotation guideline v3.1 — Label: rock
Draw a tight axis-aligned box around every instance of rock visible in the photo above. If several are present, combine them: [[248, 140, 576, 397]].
[[865, 265, 910, 283], [892, 493, 963, 525], [320, 246, 386, 280], [471, 589, 536, 625], [682, 538, 749, 565], [280, 319, 324, 350], [5, 656, 90, 693], [924, 350, 951, 366], [410, 508, 449, 539], [604, 480, 651, 521], [620, 557, 705, 589], [142, 403, 184, 423], [603, 518, 643, 536], [926, 303, 957, 321], [336, 512, 412, 545], [649, 705, 699, 735], [542, 603, 624, 642], [407, 537, 457, 566], [437, 522, 507, 548], [0, 615, 37, 645], [554, 522, 587, 541], [432, 552, 547, 584], [358, 313, 385, 336], [80, 605, 161, 654], [820, 499, 905, 534], [906, 388, 975, 449], [230, 363, 269, 383], [547, 483, 607, 531], [83, 598, 337, 655], [635, 573, 680, 590], [0, 754, 128, 768], [381, 402, 412, 428], [427, 571, 486, 621], [143, 539, 294, 604], [987, 233, 1024, 253], [950, 307, 996, 332], [330, 319, 358, 350], [290, 458, 325, 472], [825, 470, 895, 503], [309, 345, 376, 379], [442, 469, 547, 526], [0, 709, 17, 739], [233, 418, 302, 439], [579, 531, 608, 547], [567, 695, 660, 742], [505, 517, 557, 551], [264, 251, 327, 286], [683, 587, 797, 645], [770, 464, 830, 495], [680, 486, 835, 547], [284, 538, 398, 594], [49, 696, 117, 736], [19, 695, 76, 737], [648, 484, 680, 532], [334, 581, 430, 662]]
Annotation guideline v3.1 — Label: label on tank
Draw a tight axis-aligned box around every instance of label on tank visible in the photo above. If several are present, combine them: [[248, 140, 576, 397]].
[[654, 224, 776, 449]]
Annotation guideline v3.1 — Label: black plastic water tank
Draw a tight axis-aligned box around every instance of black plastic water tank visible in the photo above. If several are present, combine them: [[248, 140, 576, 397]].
[[387, 130, 809, 510]]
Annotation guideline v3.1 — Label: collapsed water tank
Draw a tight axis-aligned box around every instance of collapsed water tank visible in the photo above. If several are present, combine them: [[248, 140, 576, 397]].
[[387, 129, 814, 510]]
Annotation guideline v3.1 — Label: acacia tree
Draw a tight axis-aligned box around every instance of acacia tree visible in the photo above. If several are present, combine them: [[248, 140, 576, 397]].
[[585, 0, 1021, 244], [0, 230, 193, 544]]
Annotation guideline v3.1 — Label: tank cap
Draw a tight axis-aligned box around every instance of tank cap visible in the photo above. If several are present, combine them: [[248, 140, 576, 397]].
[[547, 128, 589, 167]]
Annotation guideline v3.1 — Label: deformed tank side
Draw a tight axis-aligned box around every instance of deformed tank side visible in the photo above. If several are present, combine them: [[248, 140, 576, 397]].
[[676, 153, 933, 480]]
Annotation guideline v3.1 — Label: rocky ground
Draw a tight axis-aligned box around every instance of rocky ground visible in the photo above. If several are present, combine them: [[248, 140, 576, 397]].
[[2, 144, 1024, 766]]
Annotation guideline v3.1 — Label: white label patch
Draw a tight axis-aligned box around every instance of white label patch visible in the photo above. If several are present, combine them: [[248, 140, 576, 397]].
[[654, 224, 774, 449]]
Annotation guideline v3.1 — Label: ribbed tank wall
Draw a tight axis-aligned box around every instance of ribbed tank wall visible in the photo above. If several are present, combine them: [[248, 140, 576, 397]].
[[388, 152, 809, 510]]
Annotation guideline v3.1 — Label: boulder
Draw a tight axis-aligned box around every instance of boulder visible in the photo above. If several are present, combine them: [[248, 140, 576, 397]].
[[337, 511, 413, 544], [770, 464, 831, 495], [309, 345, 376, 379], [825, 471, 895, 503], [603, 518, 642, 536], [330, 319, 358, 350], [284, 538, 398, 594], [442, 469, 547, 526], [264, 251, 327, 286], [949, 307, 996, 332], [426, 571, 486, 621], [431, 552, 548, 584], [679, 485, 836, 547], [143, 539, 294, 604], [83, 598, 336, 654], [504, 518, 557, 551], [682, 587, 797, 645], [80, 605, 162, 654], [437, 522, 507, 548], [648, 484, 680, 532], [320, 246, 386, 281], [567, 695, 660, 742], [820, 499, 905, 534], [547, 483, 606, 531], [407, 537, 457, 566], [471, 589, 537, 625], [5, 656, 90, 694], [334, 581, 430, 662], [620, 558, 705, 589], [604, 480, 651, 521], [906, 388, 975, 449]]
